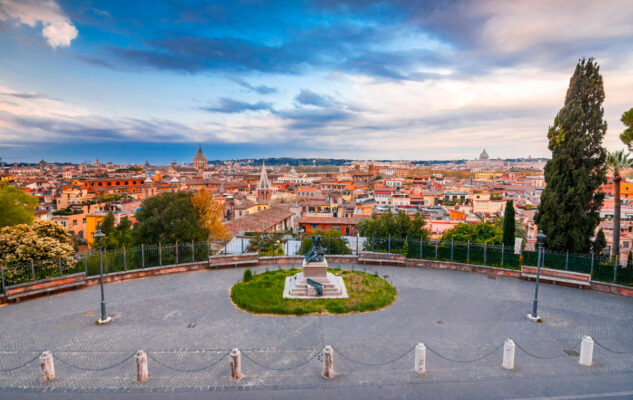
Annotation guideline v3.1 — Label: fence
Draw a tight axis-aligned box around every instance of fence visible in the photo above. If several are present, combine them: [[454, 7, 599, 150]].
[[2, 236, 632, 294]]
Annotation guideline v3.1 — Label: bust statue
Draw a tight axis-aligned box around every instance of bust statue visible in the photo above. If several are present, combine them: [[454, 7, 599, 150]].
[[304, 235, 327, 263]]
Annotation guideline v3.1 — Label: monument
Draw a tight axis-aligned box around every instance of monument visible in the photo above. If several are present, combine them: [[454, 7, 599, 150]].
[[283, 236, 348, 298]]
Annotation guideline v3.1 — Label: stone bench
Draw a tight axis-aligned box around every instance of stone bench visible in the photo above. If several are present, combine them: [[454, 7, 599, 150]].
[[358, 251, 406, 266], [208, 253, 259, 269], [521, 265, 591, 288], [5, 272, 87, 302]]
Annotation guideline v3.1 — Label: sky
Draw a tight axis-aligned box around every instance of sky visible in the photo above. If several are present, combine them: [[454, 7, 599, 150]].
[[1, 0, 632, 164]]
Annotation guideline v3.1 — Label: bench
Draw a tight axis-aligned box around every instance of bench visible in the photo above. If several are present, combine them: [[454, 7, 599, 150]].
[[358, 251, 406, 266], [521, 266, 591, 288], [5, 272, 87, 302], [208, 253, 259, 269]]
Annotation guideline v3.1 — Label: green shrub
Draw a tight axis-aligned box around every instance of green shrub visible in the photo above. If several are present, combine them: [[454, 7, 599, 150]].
[[243, 268, 253, 282]]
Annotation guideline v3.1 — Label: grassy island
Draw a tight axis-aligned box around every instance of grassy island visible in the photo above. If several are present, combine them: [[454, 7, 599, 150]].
[[230, 268, 397, 315]]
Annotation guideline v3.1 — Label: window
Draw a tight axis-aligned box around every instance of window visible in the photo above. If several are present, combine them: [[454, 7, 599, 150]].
[[311, 225, 318, 230], [73, 220, 77, 226], [83, 218, 86, 224]]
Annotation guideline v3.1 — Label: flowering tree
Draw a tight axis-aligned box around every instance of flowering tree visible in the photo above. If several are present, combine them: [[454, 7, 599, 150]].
[[0, 220, 75, 282]]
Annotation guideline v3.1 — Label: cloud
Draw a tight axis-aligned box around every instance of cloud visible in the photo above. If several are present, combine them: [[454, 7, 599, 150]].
[[0, 0, 78, 48], [295, 89, 337, 107], [230, 77, 278, 94], [202, 97, 274, 114]]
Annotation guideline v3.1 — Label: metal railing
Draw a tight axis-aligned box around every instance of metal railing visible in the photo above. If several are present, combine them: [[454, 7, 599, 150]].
[[2, 235, 632, 294]]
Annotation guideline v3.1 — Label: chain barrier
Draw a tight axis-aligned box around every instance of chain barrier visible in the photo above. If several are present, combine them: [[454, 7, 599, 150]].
[[592, 338, 633, 355], [55, 352, 137, 371], [0, 337, 628, 374], [513, 341, 569, 360], [0, 353, 41, 372], [332, 344, 417, 367], [240, 349, 320, 371], [146, 350, 232, 373], [425, 342, 504, 364]]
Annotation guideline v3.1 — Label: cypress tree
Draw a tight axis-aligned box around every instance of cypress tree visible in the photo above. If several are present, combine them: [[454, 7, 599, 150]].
[[502, 200, 515, 247], [534, 58, 607, 253], [593, 229, 607, 255]]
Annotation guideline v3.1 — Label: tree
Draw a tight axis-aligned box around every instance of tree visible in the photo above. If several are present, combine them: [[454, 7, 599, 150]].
[[441, 222, 503, 245], [606, 150, 633, 257], [191, 188, 230, 241], [593, 229, 606, 255], [132, 192, 208, 245], [357, 210, 428, 252], [94, 213, 134, 250], [0, 182, 38, 228], [0, 220, 75, 283], [534, 58, 607, 253], [299, 230, 351, 255], [619, 107, 633, 148], [502, 200, 515, 247]]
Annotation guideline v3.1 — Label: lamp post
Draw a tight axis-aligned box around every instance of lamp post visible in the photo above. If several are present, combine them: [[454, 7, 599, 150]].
[[94, 230, 112, 325], [528, 230, 546, 322]]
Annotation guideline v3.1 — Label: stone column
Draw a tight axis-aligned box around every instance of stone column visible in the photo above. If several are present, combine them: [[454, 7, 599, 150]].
[[135, 350, 149, 382], [40, 351, 55, 381], [322, 345, 335, 379], [579, 336, 594, 366], [230, 348, 243, 380], [502, 339, 515, 370], [414, 343, 426, 374]]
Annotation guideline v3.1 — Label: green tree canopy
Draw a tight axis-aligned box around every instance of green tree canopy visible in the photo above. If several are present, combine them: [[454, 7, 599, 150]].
[[299, 230, 351, 255], [132, 192, 208, 245], [502, 200, 516, 247], [0, 182, 38, 228], [94, 212, 134, 250], [593, 229, 607, 255], [535, 58, 607, 252], [619, 107, 633, 148], [441, 222, 503, 245], [357, 210, 428, 239]]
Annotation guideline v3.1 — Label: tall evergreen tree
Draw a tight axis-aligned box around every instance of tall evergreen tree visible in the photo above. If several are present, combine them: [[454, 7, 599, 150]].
[[502, 200, 515, 247], [618, 107, 633, 148], [534, 58, 607, 253], [593, 229, 607, 255]]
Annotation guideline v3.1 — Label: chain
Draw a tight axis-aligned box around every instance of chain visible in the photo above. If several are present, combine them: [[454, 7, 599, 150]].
[[0, 353, 41, 372], [425, 342, 504, 363], [241, 350, 320, 371], [332, 344, 417, 367], [146, 350, 231, 373], [513, 341, 567, 360], [55, 352, 137, 371], [592, 338, 633, 354]]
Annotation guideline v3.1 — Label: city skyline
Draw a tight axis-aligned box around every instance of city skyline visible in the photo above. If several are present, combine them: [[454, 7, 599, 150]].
[[1, 0, 633, 163]]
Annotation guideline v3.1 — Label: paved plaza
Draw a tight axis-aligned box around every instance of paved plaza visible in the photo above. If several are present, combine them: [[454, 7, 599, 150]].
[[0, 264, 632, 399]]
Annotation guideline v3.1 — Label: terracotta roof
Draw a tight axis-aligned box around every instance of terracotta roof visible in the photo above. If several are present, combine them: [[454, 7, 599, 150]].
[[225, 205, 293, 235]]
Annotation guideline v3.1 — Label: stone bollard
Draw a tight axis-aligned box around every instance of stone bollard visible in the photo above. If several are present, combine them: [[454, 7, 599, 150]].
[[40, 351, 55, 381], [230, 348, 243, 380], [135, 350, 149, 382], [579, 336, 594, 366], [322, 345, 335, 379], [414, 343, 426, 374], [502, 339, 515, 370]]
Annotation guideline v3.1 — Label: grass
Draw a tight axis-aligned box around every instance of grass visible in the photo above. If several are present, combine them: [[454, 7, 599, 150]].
[[230, 268, 397, 315]]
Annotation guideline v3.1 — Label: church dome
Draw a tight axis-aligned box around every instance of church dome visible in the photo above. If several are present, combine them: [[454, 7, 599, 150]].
[[193, 145, 207, 171], [479, 149, 489, 161]]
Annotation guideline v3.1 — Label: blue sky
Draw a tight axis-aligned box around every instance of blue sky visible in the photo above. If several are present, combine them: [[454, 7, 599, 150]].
[[1, 0, 633, 163]]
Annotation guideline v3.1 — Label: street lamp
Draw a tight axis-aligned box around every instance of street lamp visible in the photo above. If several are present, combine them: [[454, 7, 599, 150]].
[[94, 229, 112, 325], [528, 230, 546, 322]]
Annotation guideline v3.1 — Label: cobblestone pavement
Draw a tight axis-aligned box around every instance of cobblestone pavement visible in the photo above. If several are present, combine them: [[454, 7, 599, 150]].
[[0, 264, 632, 399]]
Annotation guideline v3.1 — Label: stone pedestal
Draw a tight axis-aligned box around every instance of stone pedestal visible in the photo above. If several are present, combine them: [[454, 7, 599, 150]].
[[283, 259, 348, 299]]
